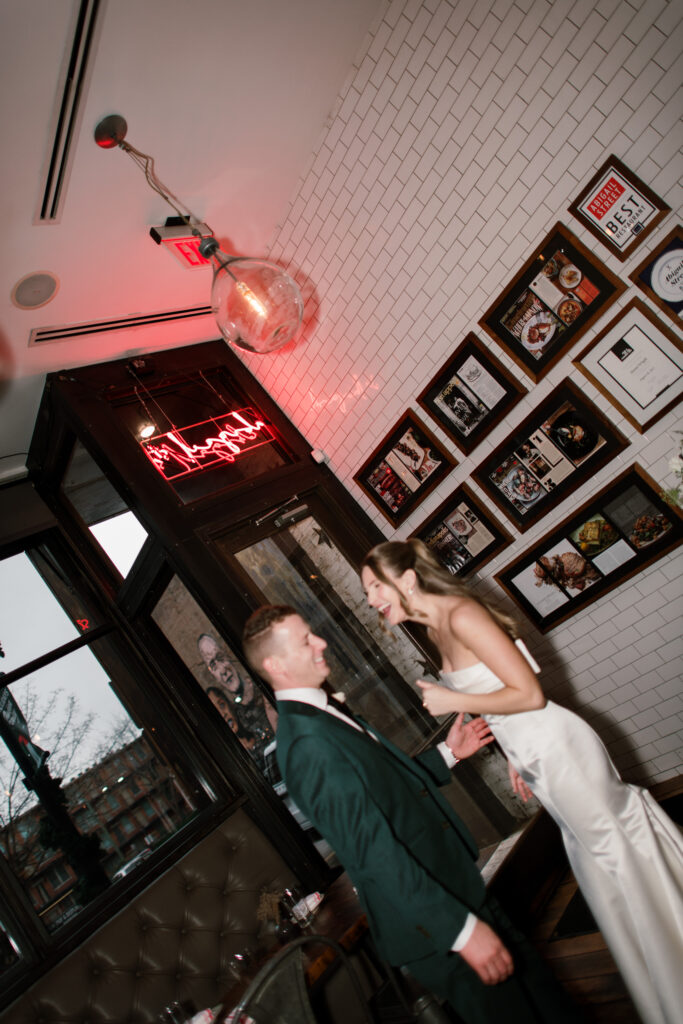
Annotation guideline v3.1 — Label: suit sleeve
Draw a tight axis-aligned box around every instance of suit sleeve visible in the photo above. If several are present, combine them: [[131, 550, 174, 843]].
[[414, 745, 453, 786], [283, 734, 478, 954]]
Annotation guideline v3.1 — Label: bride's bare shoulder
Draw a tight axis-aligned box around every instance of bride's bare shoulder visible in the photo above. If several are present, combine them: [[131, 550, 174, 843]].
[[447, 595, 488, 629]]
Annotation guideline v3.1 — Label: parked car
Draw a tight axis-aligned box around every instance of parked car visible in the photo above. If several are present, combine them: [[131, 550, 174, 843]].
[[111, 848, 153, 881]]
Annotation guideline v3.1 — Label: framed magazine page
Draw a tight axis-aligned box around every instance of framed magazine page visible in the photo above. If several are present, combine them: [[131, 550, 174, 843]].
[[353, 411, 456, 527], [568, 155, 670, 261], [479, 222, 626, 383], [471, 378, 628, 533], [495, 464, 682, 632], [573, 298, 683, 433], [416, 333, 527, 455], [410, 483, 512, 577], [629, 225, 683, 328]]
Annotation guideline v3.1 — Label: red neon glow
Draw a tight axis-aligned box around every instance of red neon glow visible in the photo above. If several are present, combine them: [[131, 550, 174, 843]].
[[141, 407, 276, 480], [77, 619, 90, 631], [163, 236, 211, 268]]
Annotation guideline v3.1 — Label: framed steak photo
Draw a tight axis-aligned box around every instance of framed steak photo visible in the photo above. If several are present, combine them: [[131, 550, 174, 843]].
[[471, 378, 628, 533], [479, 222, 626, 383]]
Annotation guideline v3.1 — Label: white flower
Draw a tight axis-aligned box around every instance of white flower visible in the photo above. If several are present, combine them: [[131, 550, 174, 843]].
[[669, 455, 683, 475]]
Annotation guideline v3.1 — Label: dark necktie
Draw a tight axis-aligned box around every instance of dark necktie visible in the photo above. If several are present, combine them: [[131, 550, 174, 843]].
[[326, 694, 374, 738]]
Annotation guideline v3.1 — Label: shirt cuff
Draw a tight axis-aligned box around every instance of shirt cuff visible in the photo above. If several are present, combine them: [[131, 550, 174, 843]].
[[451, 913, 477, 952], [437, 740, 460, 768]]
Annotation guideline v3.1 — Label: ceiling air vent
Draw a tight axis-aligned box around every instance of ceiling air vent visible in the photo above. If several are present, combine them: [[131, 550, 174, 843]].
[[28, 306, 213, 347], [37, 0, 103, 223]]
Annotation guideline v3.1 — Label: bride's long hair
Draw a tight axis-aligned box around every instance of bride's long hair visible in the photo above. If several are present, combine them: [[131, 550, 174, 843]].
[[361, 538, 517, 637]]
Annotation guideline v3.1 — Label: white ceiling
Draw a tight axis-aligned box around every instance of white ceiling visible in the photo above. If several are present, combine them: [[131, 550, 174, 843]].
[[0, 0, 382, 482]]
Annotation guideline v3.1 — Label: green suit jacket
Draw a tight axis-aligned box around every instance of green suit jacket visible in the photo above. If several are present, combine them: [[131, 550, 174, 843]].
[[276, 699, 487, 965]]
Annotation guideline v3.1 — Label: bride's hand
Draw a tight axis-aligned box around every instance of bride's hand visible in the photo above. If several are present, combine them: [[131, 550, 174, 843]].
[[507, 761, 534, 803], [417, 680, 465, 716]]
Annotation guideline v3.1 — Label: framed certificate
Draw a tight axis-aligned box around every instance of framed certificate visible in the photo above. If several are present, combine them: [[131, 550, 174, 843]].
[[568, 156, 670, 261], [574, 298, 682, 433]]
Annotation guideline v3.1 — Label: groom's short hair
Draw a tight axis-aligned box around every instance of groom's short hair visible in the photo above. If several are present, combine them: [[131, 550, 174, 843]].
[[242, 604, 298, 676]]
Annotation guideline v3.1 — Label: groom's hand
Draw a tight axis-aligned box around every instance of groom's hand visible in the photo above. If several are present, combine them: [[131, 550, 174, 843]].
[[459, 919, 514, 984], [446, 713, 494, 759]]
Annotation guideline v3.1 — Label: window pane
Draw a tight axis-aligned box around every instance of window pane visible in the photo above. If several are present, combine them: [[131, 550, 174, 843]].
[[0, 551, 209, 935], [0, 920, 21, 979], [0, 553, 80, 666], [88, 511, 148, 577], [60, 439, 128, 525]]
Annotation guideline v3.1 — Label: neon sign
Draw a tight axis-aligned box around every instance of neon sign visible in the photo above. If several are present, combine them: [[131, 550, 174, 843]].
[[141, 407, 276, 481]]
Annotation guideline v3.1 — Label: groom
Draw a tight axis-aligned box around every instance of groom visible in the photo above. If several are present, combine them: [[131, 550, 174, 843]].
[[242, 605, 579, 1024]]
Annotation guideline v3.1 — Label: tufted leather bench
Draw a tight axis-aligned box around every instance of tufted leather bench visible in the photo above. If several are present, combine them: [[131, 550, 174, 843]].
[[1, 808, 297, 1024]]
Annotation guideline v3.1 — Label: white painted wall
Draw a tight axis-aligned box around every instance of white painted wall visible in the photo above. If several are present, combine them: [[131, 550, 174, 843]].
[[244, 0, 683, 785]]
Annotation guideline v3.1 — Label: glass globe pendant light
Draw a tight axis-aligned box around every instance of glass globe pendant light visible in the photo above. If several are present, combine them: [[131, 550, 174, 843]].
[[198, 239, 303, 353], [94, 114, 303, 353]]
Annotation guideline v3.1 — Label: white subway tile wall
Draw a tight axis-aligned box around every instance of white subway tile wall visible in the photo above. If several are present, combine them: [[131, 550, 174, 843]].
[[245, 0, 683, 784]]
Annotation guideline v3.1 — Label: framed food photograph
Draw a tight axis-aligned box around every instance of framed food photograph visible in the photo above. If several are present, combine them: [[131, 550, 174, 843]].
[[410, 482, 512, 577], [573, 298, 683, 433], [629, 225, 683, 327], [471, 378, 628, 532], [479, 222, 627, 383], [495, 464, 682, 632], [568, 155, 671, 261], [353, 411, 456, 527], [416, 333, 527, 455]]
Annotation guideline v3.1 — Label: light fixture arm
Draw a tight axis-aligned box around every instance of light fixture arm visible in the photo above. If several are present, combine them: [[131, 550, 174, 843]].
[[94, 113, 304, 353], [95, 114, 211, 240]]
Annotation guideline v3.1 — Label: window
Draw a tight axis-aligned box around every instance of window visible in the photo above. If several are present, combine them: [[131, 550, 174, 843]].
[[0, 537, 218, 984]]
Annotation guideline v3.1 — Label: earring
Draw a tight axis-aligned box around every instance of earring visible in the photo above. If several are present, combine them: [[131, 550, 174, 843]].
[[408, 586, 414, 594]]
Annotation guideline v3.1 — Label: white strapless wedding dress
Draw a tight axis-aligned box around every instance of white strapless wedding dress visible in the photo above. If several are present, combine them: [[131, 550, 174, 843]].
[[441, 643, 683, 1024]]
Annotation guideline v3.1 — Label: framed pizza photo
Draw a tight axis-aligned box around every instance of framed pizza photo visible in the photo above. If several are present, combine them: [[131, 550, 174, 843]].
[[629, 225, 683, 328], [573, 298, 683, 434], [495, 464, 682, 632], [479, 222, 627, 383], [353, 411, 456, 527], [568, 155, 670, 261], [416, 333, 527, 455], [471, 378, 628, 533], [410, 483, 512, 577]]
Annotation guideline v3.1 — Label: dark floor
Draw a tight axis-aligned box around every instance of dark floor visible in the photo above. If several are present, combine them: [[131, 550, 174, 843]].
[[529, 779, 682, 1024]]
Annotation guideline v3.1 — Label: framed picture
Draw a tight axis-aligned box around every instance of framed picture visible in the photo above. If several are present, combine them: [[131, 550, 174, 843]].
[[568, 155, 670, 261], [471, 378, 628, 532], [629, 225, 683, 327], [495, 464, 682, 632], [416, 333, 527, 455], [573, 298, 683, 433], [479, 222, 626, 382], [410, 482, 512, 577], [354, 411, 456, 526]]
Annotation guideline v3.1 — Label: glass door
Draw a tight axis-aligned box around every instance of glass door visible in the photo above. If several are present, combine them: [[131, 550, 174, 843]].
[[221, 509, 441, 752], [216, 502, 535, 846]]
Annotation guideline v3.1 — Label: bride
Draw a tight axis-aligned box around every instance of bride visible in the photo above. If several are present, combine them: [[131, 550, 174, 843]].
[[361, 539, 683, 1024]]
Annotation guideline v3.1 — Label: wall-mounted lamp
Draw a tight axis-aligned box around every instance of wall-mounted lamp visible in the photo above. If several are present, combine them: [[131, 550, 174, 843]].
[[94, 114, 303, 354]]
